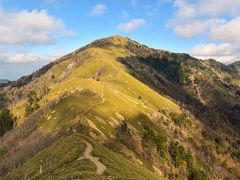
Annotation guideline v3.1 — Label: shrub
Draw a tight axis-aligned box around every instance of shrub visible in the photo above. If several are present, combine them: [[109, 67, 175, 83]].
[[180, 68, 192, 85], [155, 134, 168, 156], [142, 126, 168, 157], [189, 169, 208, 180], [169, 142, 189, 167], [0, 148, 6, 158], [0, 131, 63, 175], [0, 108, 15, 136], [170, 112, 189, 127], [142, 126, 155, 143], [116, 121, 133, 149], [25, 91, 40, 116], [169, 141, 208, 179]]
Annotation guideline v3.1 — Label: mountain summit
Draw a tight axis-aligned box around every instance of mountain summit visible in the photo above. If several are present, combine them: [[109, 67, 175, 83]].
[[0, 35, 239, 179]]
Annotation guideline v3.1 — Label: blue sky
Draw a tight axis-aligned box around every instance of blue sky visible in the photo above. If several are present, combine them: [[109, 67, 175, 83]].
[[0, 0, 240, 80]]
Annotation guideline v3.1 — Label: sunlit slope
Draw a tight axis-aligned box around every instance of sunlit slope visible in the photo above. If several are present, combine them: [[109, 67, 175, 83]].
[[43, 48, 179, 134], [48, 47, 179, 110], [11, 38, 180, 127]]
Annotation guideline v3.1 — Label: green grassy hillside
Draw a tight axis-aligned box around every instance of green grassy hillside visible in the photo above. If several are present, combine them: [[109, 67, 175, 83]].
[[8, 135, 161, 180], [0, 35, 239, 179]]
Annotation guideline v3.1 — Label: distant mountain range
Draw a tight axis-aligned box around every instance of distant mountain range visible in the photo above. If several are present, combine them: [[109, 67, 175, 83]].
[[0, 35, 239, 179], [0, 79, 11, 87]]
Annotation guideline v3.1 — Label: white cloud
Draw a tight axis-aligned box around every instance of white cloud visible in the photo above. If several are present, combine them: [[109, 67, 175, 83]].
[[168, 0, 240, 64], [91, 4, 107, 16], [8, 53, 50, 63], [0, 50, 65, 63], [117, 18, 146, 32], [0, 52, 49, 63], [198, 0, 240, 16], [169, 18, 224, 38], [173, 0, 240, 18], [190, 43, 233, 56], [209, 17, 240, 42], [168, 0, 240, 41], [173, 0, 196, 20], [189, 43, 240, 64], [0, 9, 74, 45]]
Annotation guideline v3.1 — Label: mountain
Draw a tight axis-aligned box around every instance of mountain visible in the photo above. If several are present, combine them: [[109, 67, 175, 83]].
[[229, 61, 240, 77], [0, 80, 9, 83], [0, 79, 11, 88], [0, 35, 239, 179]]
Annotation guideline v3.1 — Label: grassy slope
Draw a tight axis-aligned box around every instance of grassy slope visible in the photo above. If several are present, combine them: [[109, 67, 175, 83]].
[[10, 58, 73, 124], [10, 45, 179, 125], [9, 135, 161, 180], [5, 37, 182, 178], [6, 36, 238, 179], [36, 46, 179, 135]]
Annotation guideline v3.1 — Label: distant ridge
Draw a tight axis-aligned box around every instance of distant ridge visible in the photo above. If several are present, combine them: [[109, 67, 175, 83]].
[[0, 79, 11, 87]]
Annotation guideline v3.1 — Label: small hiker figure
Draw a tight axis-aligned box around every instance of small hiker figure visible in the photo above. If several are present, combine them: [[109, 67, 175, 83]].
[[138, 96, 142, 100]]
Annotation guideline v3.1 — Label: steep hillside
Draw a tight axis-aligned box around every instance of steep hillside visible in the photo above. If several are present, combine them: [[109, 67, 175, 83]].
[[229, 61, 240, 78], [119, 50, 240, 129], [0, 35, 239, 179]]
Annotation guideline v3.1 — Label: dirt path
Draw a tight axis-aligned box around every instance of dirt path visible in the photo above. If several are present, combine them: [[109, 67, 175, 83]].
[[79, 85, 105, 116], [78, 140, 106, 175]]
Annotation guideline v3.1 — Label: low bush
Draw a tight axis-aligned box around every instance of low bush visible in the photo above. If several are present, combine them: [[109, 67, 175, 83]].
[[25, 91, 40, 116], [0, 108, 15, 136], [142, 126, 168, 157], [0, 131, 63, 175], [170, 112, 189, 127], [116, 121, 134, 149]]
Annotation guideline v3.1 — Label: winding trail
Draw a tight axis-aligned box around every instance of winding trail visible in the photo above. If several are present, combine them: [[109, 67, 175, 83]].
[[78, 140, 106, 175], [75, 86, 106, 175]]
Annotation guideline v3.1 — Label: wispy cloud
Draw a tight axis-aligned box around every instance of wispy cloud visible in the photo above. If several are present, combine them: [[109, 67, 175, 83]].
[[91, 4, 107, 16], [117, 18, 146, 32]]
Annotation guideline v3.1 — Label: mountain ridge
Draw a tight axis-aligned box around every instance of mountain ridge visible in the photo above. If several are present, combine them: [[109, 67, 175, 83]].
[[0, 35, 239, 179], [8, 35, 240, 88]]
